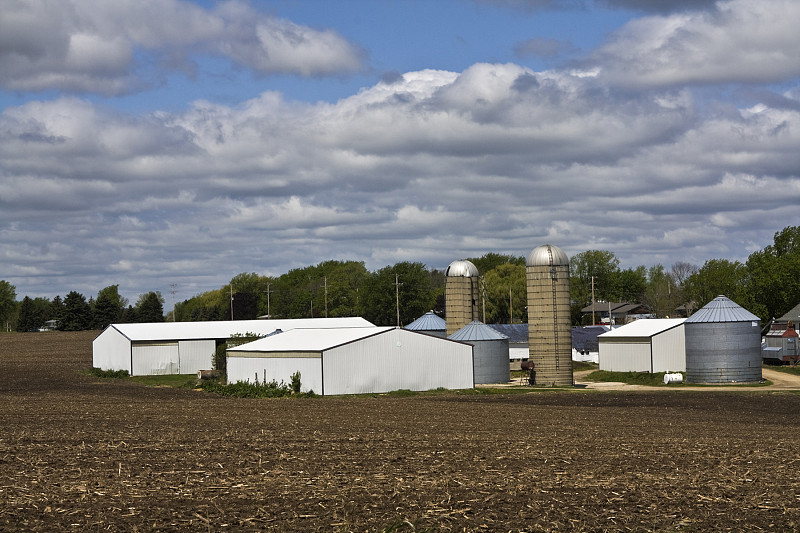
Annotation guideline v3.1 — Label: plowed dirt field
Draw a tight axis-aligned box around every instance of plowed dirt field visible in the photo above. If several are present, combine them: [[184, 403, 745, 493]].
[[2, 331, 800, 531]]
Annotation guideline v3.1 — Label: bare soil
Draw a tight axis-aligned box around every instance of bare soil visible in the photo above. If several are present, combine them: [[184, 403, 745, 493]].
[[2, 331, 800, 531]]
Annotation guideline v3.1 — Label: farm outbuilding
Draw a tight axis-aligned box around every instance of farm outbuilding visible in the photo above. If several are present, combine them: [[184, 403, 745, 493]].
[[92, 317, 373, 376], [598, 319, 686, 373], [227, 327, 474, 395]]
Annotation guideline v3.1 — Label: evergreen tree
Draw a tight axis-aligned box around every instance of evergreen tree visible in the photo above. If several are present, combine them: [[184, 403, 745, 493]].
[[59, 291, 92, 331], [135, 291, 165, 322]]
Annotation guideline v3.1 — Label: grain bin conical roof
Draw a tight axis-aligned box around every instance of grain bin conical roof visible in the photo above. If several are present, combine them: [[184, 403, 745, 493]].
[[685, 295, 760, 323], [405, 311, 446, 331], [449, 321, 508, 341]]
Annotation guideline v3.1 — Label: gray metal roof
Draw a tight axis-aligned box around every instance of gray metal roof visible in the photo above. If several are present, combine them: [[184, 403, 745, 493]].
[[488, 323, 528, 342], [445, 259, 479, 277], [778, 302, 800, 323], [405, 311, 446, 331], [449, 321, 508, 341], [685, 295, 760, 323], [526, 244, 569, 267]]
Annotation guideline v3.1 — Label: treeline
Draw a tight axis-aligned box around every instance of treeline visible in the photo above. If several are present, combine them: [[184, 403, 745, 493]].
[[2, 226, 798, 331], [0, 285, 165, 332]]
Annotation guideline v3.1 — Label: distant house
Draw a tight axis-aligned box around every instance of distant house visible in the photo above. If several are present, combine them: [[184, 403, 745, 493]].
[[571, 326, 607, 363], [38, 319, 58, 332], [763, 303, 800, 363], [580, 302, 651, 325], [488, 324, 528, 363]]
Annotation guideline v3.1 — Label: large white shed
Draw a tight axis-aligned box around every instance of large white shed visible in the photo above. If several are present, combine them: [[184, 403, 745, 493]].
[[92, 317, 374, 376], [598, 319, 686, 373], [227, 327, 474, 395]]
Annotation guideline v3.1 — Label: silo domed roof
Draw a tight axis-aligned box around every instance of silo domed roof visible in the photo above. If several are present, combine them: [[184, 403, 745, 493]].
[[685, 295, 760, 323], [446, 259, 479, 277], [526, 244, 569, 267]]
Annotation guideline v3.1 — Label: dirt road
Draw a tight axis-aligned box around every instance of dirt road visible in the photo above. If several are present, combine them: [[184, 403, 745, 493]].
[[574, 366, 800, 390]]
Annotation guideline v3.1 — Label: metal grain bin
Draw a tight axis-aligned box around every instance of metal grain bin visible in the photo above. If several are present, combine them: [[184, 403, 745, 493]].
[[449, 321, 510, 384], [684, 295, 762, 383]]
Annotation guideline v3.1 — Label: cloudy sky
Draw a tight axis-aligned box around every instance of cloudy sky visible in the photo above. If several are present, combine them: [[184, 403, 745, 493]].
[[2, 0, 799, 308]]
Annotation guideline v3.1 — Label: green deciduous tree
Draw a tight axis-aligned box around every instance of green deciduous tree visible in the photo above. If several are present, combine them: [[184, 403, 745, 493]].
[[684, 259, 747, 312], [745, 225, 800, 321], [360, 262, 437, 326], [483, 262, 526, 324]]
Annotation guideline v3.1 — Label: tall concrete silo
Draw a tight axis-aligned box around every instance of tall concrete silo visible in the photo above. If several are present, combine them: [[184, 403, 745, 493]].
[[526, 244, 573, 386], [685, 295, 762, 383], [445, 260, 480, 335]]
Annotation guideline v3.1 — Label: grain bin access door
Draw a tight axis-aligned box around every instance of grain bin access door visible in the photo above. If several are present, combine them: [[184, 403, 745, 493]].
[[132, 342, 179, 375]]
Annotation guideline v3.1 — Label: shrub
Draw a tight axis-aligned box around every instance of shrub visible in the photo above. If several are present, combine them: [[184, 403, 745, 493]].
[[290, 371, 301, 394], [89, 367, 129, 379]]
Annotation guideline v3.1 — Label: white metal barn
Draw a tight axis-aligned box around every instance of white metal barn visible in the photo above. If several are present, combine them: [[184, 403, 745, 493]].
[[227, 327, 474, 395], [598, 319, 687, 373], [92, 317, 373, 376]]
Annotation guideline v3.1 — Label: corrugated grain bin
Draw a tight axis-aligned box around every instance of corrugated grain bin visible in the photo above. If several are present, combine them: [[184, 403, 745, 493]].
[[684, 295, 762, 383], [449, 321, 510, 384], [405, 311, 447, 338]]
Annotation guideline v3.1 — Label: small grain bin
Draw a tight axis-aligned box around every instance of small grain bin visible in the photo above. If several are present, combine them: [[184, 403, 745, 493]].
[[684, 295, 762, 383], [405, 311, 447, 338], [445, 260, 480, 335], [526, 244, 573, 386], [449, 321, 510, 384]]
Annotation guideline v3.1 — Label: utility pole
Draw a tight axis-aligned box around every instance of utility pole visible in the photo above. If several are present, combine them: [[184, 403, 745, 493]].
[[230, 285, 234, 320], [591, 276, 595, 325], [481, 276, 486, 323], [395, 273, 402, 327], [509, 286, 513, 323], [264, 283, 273, 318], [324, 276, 328, 318], [169, 283, 177, 322]]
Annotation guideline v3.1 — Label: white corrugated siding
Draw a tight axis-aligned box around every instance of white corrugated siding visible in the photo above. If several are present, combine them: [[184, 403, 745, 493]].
[[599, 339, 650, 372], [92, 326, 132, 373], [226, 353, 323, 393], [322, 329, 473, 395], [132, 343, 179, 375], [178, 340, 216, 374], [651, 326, 686, 372]]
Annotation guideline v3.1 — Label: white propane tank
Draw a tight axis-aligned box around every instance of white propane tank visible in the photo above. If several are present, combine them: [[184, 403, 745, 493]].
[[663, 372, 684, 384]]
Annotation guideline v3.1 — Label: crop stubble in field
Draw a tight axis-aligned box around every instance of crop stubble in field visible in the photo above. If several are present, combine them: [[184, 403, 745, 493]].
[[1, 331, 800, 531]]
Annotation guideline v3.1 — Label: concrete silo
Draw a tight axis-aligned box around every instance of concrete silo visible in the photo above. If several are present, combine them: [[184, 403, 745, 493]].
[[684, 295, 762, 383], [526, 244, 573, 386], [445, 260, 480, 336]]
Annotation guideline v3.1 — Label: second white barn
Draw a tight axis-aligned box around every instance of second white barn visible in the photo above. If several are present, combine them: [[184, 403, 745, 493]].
[[227, 327, 474, 395], [598, 319, 687, 373]]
